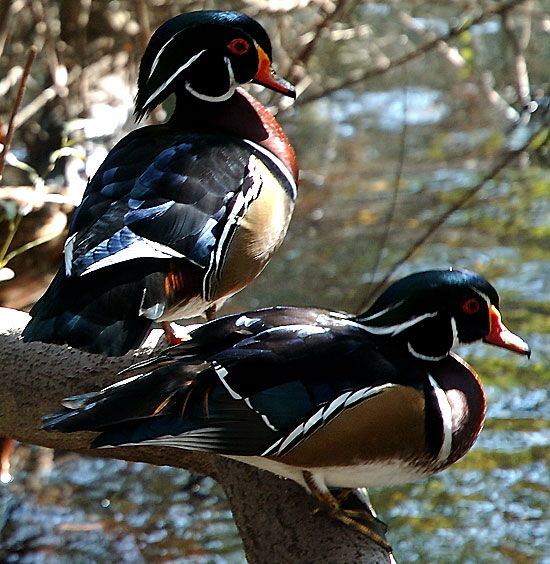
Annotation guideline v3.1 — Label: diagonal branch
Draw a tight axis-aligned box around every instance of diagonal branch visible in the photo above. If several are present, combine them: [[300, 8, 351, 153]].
[[363, 121, 550, 302], [298, 0, 528, 106], [360, 80, 409, 310], [0, 46, 37, 180]]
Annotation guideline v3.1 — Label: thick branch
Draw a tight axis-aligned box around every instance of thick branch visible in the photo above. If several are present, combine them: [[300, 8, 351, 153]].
[[0, 307, 391, 564]]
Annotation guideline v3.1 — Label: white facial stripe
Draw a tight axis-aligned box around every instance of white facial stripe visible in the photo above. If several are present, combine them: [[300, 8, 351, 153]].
[[363, 311, 438, 336], [450, 317, 459, 347], [428, 374, 453, 464], [471, 287, 491, 308], [360, 299, 404, 321], [143, 49, 207, 108], [148, 28, 188, 79]]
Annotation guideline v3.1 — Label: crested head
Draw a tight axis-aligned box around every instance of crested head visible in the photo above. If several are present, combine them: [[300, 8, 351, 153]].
[[134, 10, 294, 121], [357, 269, 530, 361]]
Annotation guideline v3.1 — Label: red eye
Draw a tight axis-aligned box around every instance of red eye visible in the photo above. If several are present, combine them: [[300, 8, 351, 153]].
[[228, 38, 250, 55], [462, 298, 481, 315]]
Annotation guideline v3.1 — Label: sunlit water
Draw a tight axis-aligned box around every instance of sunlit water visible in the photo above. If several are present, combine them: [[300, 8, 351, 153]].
[[2, 5, 549, 563]]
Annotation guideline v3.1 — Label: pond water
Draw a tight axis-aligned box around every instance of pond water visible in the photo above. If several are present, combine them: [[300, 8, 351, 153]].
[[1, 5, 549, 564]]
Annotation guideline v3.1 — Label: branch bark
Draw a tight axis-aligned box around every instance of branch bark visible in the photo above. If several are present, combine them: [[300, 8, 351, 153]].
[[0, 307, 391, 564]]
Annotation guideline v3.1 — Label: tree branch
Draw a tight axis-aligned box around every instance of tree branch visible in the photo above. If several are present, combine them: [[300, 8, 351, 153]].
[[0, 307, 392, 563], [298, 0, 528, 105], [360, 120, 550, 307]]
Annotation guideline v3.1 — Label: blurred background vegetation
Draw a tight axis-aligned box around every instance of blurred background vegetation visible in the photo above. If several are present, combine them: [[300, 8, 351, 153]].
[[0, 0, 548, 562]]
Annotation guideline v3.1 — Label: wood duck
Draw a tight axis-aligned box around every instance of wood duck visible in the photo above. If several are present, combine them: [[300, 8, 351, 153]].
[[22, 10, 298, 356], [43, 268, 530, 551]]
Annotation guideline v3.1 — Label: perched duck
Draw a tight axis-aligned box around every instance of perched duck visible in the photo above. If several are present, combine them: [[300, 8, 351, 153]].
[[23, 10, 298, 356], [43, 269, 530, 550]]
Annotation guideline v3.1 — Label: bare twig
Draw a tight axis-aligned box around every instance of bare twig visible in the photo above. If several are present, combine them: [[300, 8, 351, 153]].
[[502, 9, 532, 108], [0, 212, 22, 268], [298, 0, 528, 105], [13, 57, 110, 129], [135, 0, 152, 54], [479, 71, 520, 121], [397, 10, 465, 68], [0, 0, 17, 59], [293, 0, 352, 72], [361, 82, 410, 309], [362, 122, 550, 303], [0, 45, 37, 181]]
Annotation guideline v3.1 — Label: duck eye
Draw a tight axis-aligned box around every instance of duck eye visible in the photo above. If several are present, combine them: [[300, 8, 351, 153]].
[[228, 38, 250, 55], [462, 298, 481, 315]]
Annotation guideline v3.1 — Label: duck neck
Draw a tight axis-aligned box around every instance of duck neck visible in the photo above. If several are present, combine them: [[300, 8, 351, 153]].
[[169, 88, 298, 180]]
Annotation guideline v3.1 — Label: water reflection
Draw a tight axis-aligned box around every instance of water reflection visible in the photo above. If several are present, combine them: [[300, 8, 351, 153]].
[[324, 88, 449, 136], [1, 454, 243, 564], [3, 3, 549, 562]]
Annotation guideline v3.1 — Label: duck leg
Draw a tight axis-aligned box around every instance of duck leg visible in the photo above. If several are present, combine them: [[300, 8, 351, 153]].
[[302, 471, 392, 553], [205, 304, 217, 321], [161, 321, 182, 346], [161, 303, 218, 345]]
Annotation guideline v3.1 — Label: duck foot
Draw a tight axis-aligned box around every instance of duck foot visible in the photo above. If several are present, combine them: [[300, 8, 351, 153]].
[[302, 471, 393, 553], [335, 487, 388, 540], [161, 321, 183, 346]]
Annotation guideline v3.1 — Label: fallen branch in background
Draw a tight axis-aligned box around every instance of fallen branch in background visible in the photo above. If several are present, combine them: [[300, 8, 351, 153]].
[[0, 45, 37, 179]]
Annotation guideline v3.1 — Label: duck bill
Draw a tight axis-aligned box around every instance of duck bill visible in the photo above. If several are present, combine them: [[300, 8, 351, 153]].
[[253, 46, 295, 98], [484, 305, 531, 357]]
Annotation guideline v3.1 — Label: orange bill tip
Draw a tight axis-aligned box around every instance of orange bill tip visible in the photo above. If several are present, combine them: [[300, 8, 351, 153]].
[[253, 47, 295, 98], [484, 305, 531, 357]]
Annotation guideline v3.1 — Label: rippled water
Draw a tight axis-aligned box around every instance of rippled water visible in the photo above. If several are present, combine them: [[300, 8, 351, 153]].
[[1, 455, 242, 564], [2, 4, 549, 563]]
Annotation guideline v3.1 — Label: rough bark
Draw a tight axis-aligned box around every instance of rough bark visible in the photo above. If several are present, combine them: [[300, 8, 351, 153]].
[[0, 307, 391, 563]]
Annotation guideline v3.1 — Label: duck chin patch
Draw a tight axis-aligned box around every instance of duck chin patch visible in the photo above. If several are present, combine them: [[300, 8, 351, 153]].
[[407, 315, 456, 361], [184, 56, 237, 102], [407, 342, 448, 362]]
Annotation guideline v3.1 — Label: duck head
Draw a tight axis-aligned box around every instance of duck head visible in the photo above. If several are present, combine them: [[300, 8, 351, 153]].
[[134, 10, 295, 120], [357, 269, 531, 361]]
